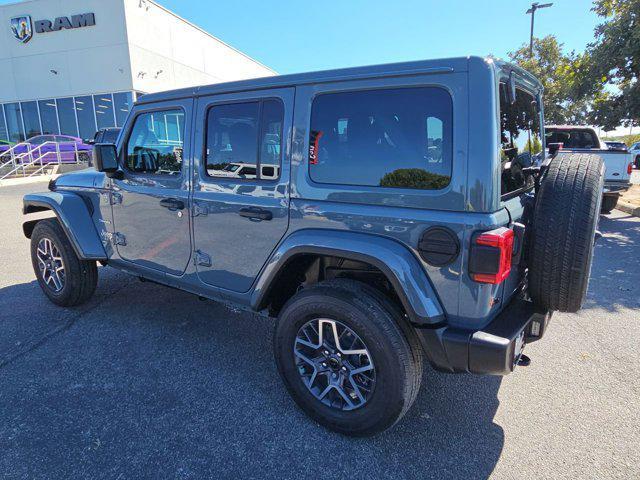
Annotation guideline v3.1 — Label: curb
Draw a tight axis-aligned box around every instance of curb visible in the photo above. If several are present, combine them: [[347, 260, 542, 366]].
[[0, 173, 59, 187], [617, 200, 640, 218]]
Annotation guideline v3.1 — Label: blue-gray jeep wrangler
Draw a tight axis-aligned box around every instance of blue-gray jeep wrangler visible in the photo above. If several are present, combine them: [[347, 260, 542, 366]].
[[23, 57, 604, 436]]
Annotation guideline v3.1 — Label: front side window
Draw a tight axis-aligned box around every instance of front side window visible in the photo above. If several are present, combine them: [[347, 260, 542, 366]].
[[499, 83, 541, 196], [205, 99, 284, 180], [308, 87, 452, 190], [126, 109, 185, 175]]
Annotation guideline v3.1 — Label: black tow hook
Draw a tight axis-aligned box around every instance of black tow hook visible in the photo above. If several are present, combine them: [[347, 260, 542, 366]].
[[517, 354, 531, 367]]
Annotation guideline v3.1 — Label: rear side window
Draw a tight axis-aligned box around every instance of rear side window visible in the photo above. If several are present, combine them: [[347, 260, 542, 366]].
[[309, 87, 452, 190], [499, 83, 541, 196]]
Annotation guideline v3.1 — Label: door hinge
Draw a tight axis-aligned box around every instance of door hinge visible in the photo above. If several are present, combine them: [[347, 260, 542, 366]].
[[112, 232, 127, 246], [193, 202, 208, 217], [194, 250, 212, 267], [110, 192, 123, 205]]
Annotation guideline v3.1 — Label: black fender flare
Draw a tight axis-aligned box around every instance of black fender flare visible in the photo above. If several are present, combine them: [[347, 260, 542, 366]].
[[251, 229, 445, 326], [23, 192, 107, 260]]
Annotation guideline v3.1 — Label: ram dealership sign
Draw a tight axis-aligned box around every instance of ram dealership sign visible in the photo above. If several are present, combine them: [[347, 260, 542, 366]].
[[10, 13, 95, 43]]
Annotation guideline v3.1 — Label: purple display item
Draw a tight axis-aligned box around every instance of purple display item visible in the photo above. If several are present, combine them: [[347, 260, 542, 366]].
[[0, 135, 93, 165]]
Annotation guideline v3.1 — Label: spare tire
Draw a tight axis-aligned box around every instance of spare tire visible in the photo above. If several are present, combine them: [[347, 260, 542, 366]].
[[528, 153, 604, 313]]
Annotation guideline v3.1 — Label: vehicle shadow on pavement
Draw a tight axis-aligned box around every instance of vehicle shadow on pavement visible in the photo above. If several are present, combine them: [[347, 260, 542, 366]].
[[583, 213, 640, 312], [0, 270, 504, 479]]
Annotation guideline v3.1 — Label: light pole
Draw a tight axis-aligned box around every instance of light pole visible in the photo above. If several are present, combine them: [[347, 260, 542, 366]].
[[526, 2, 553, 57]]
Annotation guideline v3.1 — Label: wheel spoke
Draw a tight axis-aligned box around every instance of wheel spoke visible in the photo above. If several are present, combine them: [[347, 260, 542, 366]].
[[294, 317, 376, 411]]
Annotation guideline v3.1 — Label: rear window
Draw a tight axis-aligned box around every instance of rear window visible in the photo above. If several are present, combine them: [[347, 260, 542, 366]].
[[499, 83, 541, 196], [309, 87, 452, 190], [545, 129, 598, 149]]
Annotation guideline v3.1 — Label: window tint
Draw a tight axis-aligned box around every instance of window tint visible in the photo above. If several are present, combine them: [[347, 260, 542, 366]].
[[126, 109, 185, 175], [75, 96, 96, 140], [308, 87, 452, 189], [38, 100, 59, 134], [94, 95, 115, 130], [499, 83, 541, 196], [21, 102, 41, 138], [57, 98, 78, 137], [206, 99, 284, 180], [4, 103, 25, 142]]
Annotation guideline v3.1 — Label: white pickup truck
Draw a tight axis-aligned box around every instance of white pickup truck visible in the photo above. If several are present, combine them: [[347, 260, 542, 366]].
[[545, 125, 633, 213]]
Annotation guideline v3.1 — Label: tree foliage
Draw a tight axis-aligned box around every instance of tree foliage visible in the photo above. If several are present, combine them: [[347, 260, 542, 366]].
[[379, 169, 450, 190], [508, 35, 593, 125], [586, 0, 640, 129]]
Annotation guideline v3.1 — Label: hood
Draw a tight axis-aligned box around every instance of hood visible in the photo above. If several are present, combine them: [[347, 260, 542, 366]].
[[53, 168, 107, 189]]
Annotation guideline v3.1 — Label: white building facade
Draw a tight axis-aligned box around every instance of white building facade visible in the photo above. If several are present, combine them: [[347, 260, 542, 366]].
[[0, 0, 275, 142]]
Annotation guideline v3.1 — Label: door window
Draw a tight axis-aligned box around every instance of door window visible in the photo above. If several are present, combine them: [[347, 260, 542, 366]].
[[125, 109, 185, 175], [205, 99, 284, 180]]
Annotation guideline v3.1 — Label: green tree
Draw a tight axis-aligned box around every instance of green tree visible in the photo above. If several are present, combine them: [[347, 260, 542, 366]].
[[508, 35, 593, 124], [587, 0, 640, 130], [379, 169, 450, 190]]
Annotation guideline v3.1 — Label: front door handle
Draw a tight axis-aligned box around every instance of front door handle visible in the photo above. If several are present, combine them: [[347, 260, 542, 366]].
[[238, 207, 273, 221], [159, 198, 185, 211]]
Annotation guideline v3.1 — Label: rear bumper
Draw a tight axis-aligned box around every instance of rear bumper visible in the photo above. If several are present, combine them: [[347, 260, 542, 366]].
[[415, 297, 552, 375], [603, 180, 631, 196]]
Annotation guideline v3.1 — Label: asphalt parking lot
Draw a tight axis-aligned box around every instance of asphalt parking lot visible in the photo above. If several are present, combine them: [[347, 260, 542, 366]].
[[1, 181, 639, 479]]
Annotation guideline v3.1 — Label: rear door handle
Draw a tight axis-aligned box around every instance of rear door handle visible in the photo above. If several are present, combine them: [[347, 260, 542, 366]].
[[238, 207, 272, 221], [159, 198, 185, 211]]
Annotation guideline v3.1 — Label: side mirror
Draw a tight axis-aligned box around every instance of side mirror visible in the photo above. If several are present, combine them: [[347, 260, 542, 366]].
[[93, 143, 120, 177]]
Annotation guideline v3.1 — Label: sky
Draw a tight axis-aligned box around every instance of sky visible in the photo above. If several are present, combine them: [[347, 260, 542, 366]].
[[156, 0, 602, 75]]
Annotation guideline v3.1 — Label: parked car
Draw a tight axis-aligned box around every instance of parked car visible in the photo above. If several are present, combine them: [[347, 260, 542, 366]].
[[88, 127, 122, 145], [0, 134, 92, 164], [0, 139, 15, 162], [87, 128, 122, 166], [604, 141, 628, 152], [545, 125, 633, 213], [22, 57, 605, 436], [630, 141, 640, 169]]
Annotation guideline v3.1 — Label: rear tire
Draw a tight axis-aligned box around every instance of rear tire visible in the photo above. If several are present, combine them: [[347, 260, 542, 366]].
[[528, 153, 604, 313], [30, 218, 98, 307], [600, 195, 618, 214], [274, 280, 422, 436]]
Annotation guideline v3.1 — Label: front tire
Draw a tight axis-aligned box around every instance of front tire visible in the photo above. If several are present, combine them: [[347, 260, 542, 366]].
[[274, 280, 422, 436], [30, 218, 98, 307]]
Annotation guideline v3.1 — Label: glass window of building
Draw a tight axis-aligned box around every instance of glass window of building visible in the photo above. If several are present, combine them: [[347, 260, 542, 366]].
[[20, 102, 41, 139], [4, 103, 25, 143], [75, 96, 96, 140], [94, 94, 115, 130], [57, 98, 78, 137], [0, 109, 9, 142], [113, 92, 133, 127], [38, 100, 59, 135]]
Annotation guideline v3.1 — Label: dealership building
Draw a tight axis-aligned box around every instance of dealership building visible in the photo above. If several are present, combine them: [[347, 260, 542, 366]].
[[0, 0, 275, 143]]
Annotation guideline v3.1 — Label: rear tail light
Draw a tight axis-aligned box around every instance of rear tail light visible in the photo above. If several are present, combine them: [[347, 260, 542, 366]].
[[628, 162, 633, 175], [469, 227, 514, 284]]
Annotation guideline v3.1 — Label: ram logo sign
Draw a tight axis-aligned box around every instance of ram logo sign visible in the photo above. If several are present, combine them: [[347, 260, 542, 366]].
[[10, 13, 95, 43], [10, 16, 33, 43]]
